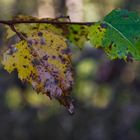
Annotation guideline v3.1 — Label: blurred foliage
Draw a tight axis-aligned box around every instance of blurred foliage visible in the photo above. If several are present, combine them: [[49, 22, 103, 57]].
[[0, 0, 140, 140]]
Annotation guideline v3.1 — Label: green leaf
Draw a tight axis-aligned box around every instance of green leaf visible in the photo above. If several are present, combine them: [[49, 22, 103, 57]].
[[88, 9, 140, 60], [88, 22, 106, 48]]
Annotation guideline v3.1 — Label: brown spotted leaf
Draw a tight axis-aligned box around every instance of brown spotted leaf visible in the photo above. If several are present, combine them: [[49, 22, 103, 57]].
[[2, 30, 74, 114]]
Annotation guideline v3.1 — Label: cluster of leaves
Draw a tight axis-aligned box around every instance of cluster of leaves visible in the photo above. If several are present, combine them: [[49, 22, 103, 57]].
[[2, 9, 140, 113]]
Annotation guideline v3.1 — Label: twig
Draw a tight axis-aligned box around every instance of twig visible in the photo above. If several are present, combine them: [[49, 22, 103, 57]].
[[0, 19, 95, 40], [54, 15, 71, 22], [0, 20, 94, 26]]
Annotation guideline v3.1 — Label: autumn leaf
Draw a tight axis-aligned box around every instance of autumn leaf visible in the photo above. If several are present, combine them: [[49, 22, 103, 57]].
[[2, 30, 74, 114], [2, 41, 35, 81]]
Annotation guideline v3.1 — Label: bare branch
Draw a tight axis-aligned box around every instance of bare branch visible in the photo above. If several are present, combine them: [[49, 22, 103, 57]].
[[0, 19, 94, 26], [0, 19, 95, 40]]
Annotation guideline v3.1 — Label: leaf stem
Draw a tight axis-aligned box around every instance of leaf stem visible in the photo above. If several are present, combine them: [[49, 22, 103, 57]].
[[9, 24, 26, 40]]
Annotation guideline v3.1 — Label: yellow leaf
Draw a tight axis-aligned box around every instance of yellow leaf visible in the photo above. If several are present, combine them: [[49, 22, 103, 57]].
[[2, 30, 74, 114], [2, 41, 36, 81]]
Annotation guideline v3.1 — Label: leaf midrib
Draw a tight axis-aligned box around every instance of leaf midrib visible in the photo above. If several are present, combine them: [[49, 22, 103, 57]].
[[103, 21, 134, 47]]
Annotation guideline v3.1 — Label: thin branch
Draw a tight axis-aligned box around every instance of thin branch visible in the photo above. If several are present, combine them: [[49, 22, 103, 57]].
[[54, 16, 71, 22], [0, 19, 95, 40], [0, 20, 95, 26]]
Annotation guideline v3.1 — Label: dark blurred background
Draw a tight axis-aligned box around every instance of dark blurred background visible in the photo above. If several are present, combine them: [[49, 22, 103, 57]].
[[0, 0, 140, 140]]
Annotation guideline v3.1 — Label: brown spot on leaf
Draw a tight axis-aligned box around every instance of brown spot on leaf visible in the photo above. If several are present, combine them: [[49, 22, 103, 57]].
[[23, 65, 27, 68], [24, 56, 28, 59], [74, 37, 79, 41], [73, 31, 78, 34], [109, 42, 114, 50], [100, 23, 108, 29]]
